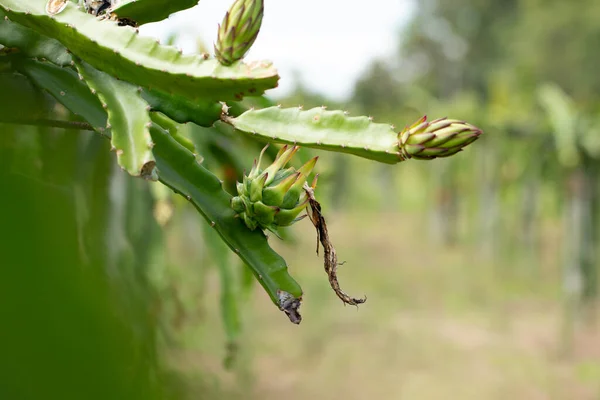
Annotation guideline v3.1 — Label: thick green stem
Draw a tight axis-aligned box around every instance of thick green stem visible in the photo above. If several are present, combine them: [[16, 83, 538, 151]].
[[224, 106, 402, 164], [225, 106, 482, 164], [149, 123, 303, 323], [75, 60, 156, 179], [110, 0, 198, 25]]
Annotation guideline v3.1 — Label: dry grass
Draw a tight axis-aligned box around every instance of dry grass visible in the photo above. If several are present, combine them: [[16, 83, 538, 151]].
[[171, 211, 600, 400]]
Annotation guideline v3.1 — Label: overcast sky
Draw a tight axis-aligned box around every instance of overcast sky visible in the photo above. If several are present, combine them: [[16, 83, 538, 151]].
[[140, 1, 415, 100]]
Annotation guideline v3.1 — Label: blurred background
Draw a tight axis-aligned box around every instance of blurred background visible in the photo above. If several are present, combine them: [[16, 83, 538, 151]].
[[2, 0, 600, 399]]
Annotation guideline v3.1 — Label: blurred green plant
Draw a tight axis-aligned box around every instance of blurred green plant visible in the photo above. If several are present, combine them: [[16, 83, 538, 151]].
[[538, 83, 600, 348], [0, 127, 169, 400]]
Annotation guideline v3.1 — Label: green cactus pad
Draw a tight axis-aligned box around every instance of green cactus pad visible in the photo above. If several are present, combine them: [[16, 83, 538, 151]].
[[0, 10, 72, 66], [226, 106, 405, 164], [110, 0, 199, 25], [76, 61, 156, 179], [1, 0, 279, 101], [0, 11, 223, 128], [149, 111, 197, 154], [16, 58, 108, 132], [141, 88, 222, 127]]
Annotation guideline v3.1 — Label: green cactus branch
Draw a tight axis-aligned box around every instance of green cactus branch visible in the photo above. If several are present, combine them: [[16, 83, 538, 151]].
[[0, 0, 279, 101], [0, 9, 72, 65], [225, 106, 402, 163], [0, 71, 90, 129], [224, 106, 482, 164], [149, 123, 304, 323], [110, 0, 199, 25], [141, 88, 222, 127], [75, 60, 156, 179], [0, 117, 94, 130], [0, 13, 224, 127], [16, 58, 109, 131], [149, 111, 197, 154]]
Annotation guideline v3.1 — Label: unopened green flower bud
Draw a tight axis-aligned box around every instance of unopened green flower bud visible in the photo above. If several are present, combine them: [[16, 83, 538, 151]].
[[215, 0, 264, 66], [231, 145, 317, 234], [399, 116, 483, 160]]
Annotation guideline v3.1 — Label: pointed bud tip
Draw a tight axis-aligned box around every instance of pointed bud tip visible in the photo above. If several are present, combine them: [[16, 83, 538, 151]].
[[310, 174, 319, 189], [298, 156, 319, 175]]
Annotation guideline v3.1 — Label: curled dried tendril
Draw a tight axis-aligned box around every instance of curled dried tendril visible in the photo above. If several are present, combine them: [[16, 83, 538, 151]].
[[303, 183, 366, 306]]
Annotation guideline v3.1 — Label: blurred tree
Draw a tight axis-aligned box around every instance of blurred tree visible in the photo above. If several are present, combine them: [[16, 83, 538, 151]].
[[352, 60, 405, 124], [513, 0, 600, 105], [350, 61, 407, 211], [397, 0, 517, 99], [388, 0, 600, 326]]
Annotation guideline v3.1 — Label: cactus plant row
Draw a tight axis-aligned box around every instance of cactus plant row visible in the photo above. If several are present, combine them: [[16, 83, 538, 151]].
[[0, 0, 482, 324]]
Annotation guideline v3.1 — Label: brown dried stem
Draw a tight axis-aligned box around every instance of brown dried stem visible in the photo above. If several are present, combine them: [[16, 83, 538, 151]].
[[303, 183, 367, 306]]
